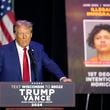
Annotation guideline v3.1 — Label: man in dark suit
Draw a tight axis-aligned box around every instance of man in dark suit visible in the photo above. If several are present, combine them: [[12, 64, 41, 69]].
[[0, 20, 71, 82]]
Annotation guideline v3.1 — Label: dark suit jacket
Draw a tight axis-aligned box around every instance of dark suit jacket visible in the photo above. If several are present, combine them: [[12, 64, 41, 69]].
[[0, 40, 65, 81]]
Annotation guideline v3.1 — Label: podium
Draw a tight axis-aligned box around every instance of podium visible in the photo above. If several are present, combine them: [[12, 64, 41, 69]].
[[6, 108, 64, 110], [0, 82, 75, 109]]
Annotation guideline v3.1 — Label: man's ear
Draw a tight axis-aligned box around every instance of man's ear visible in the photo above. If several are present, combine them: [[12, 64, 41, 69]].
[[30, 32, 32, 38]]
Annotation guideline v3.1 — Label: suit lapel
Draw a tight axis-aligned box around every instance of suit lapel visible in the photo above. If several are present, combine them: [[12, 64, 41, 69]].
[[10, 41, 22, 81], [29, 43, 39, 81]]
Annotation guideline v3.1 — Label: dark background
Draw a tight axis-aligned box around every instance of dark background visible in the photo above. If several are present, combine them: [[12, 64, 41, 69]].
[[14, 0, 68, 81], [9, 0, 110, 110]]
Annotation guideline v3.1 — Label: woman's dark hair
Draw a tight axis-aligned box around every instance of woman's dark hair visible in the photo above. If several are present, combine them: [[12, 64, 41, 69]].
[[87, 24, 110, 48]]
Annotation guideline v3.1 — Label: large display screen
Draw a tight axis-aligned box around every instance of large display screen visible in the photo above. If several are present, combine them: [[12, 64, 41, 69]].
[[65, 0, 110, 93]]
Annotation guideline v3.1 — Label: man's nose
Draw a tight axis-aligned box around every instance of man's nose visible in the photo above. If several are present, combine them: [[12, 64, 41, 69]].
[[22, 33, 27, 38]]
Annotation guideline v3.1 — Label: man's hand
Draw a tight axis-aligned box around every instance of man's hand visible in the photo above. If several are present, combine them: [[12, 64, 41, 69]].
[[60, 77, 72, 82], [62, 78, 72, 82]]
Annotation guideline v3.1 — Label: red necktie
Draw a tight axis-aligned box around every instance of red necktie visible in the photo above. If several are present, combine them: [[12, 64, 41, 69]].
[[23, 48, 30, 81]]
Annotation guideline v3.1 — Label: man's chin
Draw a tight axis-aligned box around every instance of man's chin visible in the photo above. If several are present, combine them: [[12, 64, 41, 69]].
[[21, 44, 28, 48]]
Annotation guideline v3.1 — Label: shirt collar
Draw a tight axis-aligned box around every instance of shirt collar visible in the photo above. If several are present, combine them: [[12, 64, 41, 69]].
[[15, 41, 29, 51]]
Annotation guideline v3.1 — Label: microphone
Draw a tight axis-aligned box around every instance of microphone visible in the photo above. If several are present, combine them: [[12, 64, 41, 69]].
[[28, 48, 37, 81]]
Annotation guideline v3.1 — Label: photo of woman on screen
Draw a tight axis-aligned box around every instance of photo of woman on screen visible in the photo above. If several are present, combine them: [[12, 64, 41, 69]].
[[87, 24, 110, 64]]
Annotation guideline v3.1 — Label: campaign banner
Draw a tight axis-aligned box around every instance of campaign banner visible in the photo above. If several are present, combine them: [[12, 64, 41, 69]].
[[65, 0, 110, 93], [0, 82, 75, 107]]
